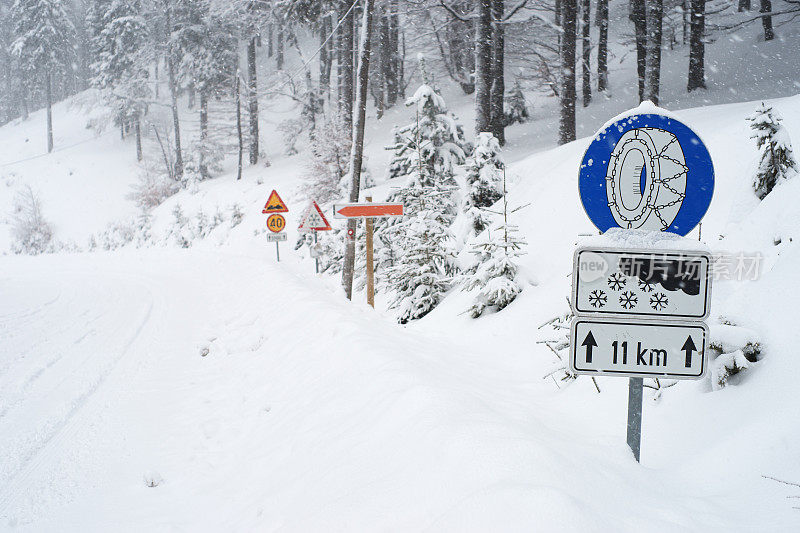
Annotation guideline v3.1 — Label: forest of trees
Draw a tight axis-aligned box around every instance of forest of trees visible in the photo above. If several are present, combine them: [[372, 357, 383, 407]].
[[2, 0, 797, 160], [2, 0, 797, 314]]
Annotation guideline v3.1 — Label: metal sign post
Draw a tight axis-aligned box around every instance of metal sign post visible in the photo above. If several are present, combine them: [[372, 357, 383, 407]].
[[627, 378, 643, 462], [571, 108, 715, 463], [570, 248, 711, 463], [314, 230, 319, 274], [266, 231, 287, 261]]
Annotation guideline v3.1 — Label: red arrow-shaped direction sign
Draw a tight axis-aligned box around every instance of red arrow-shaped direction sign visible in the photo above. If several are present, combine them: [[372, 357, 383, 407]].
[[333, 203, 403, 219]]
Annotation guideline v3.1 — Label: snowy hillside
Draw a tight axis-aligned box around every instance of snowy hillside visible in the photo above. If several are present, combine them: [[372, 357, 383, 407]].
[[3, 1, 800, 529], [2, 87, 800, 530]]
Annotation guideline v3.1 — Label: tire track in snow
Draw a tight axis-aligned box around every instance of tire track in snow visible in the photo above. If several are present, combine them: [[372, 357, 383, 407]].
[[0, 286, 154, 522], [0, 289, 105, 423]]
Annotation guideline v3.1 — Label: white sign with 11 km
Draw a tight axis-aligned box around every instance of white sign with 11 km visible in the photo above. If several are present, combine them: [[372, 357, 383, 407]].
[[570, 318, 708, 379], [569, 246, 711, 380]]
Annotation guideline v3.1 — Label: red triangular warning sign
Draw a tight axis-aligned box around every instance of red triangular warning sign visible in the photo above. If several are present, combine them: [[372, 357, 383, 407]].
[[298, 200, 332, 232], [262, 190, 289, 213]]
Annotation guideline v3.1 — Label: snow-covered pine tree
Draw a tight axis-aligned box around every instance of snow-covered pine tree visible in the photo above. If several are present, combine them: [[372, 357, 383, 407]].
[[376, 138, 459, 291], [302, 117, 349, 201], [88, 0, 150, 160], [10, 0, 76, 152], [10, 185, 53, 255], [385, 184, 457, 323], [173, 0, 236, 181], [0, 2, 24, 124], [385, 76, 469, 183], [463, 170, 527, 318], [463, 132, 504, 236], [376, 73, 466, 302], [747, 103, 798, 200], [504, 80, 529, 126]]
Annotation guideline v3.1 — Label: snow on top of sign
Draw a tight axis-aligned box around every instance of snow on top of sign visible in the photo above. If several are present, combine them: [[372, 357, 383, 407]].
[[594, 101, 684, 139], [579, 228, 711, 253]]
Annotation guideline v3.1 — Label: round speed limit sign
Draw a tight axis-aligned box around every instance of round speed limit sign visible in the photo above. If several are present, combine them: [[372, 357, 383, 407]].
[[267, 214, 286, 233]]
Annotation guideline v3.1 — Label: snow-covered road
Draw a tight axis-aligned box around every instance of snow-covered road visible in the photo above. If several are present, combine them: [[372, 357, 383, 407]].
[[1, 249, 797, 531]]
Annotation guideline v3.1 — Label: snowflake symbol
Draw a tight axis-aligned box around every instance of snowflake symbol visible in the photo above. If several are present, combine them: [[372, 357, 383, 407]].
[[607, 272, 627, 291], [619, 291, 638, 309], [638, 278, 656, 293], [588, 290, 607, 308], [650, 292, 669, 311]]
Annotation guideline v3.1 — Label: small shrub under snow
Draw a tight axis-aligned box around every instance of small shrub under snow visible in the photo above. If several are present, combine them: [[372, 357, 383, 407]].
[[10, 186, 53, 255]]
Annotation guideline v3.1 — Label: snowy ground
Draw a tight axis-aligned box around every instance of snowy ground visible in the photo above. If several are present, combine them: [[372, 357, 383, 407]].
[[2, 13, 800, 532], [2, 246, 798, 531]]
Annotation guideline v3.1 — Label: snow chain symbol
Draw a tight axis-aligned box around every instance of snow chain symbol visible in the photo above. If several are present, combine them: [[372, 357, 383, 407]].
[[606, 128, 689, 231]]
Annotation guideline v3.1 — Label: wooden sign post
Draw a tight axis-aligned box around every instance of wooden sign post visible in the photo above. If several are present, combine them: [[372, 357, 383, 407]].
[[333, 200, 403, 308], [365, 197, 375, 307]]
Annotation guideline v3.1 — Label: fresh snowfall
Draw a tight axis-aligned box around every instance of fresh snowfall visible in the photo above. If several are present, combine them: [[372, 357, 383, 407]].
[[1, 0, 800, 531]]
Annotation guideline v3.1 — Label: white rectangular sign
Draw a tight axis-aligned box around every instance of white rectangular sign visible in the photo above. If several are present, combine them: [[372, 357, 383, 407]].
[[570, 318, 708, 379], [572, 247, 711, 319], [267, 233, 287, 242]]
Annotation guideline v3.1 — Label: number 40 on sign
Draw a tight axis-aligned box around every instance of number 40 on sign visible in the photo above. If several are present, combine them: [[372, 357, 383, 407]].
[[267, 214, 286, 233]]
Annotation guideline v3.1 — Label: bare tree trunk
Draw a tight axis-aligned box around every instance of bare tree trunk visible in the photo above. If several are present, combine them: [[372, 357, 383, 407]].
[[555, 0, 562, 47], [46, 71, 53, 153], [319, 14, 332, 99], [490, 0, 506, 144], [597, 0, 609, 92], [187, 81, 195, 109], [441, 1, 476, 94], [475, 0, 493, 135], [135, 117, 143, 161], [235, 73, 243, 180], [581, 0, 591, 107], [276, 26, 284, 70], [760, 0, 774, 40], [687, 0, 706, 91], [342, 0, 375, 301], [20, 77, 29, 120], [247, 36, 259, 165], [154, 58, 160, 99], [152, 124, 173, 180], [338, 0, 354, 130], [388, 0, 402, 105], [199, 90, 209, 178], [683, 0, 689, 43], [630, 0, 647, 102], [165, 6, 183, 180], [200, 94, 208, 140], [267, 24, 274, 57], [645, 0, 663, 104], [375, 7, 390, 117], [559, 0, 577, 145]]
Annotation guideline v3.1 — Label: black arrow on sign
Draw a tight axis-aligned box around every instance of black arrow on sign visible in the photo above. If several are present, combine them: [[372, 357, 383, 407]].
[[582, 331, 598, 363], [682, 336, 697, 368]]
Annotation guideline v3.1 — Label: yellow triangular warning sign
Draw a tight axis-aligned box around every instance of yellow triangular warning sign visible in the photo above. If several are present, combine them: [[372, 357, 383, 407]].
[[262, 190, 288, 213]]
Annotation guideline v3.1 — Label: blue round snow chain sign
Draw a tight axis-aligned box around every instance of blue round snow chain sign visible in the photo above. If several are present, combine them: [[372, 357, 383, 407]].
[[579, 113, 714, 236]]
